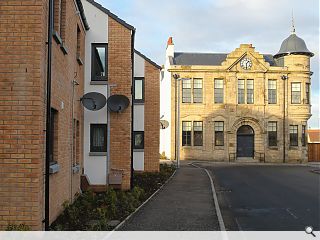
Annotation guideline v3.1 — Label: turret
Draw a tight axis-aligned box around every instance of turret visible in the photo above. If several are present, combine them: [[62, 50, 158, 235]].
[[274, 29, 313, 70]]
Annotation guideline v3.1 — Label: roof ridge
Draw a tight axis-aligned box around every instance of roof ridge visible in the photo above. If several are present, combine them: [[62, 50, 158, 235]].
[[85, 0, 135, 31], [134, 50, 161, 70]]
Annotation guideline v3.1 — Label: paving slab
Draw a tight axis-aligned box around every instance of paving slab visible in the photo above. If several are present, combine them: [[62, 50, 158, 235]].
[[118, 165, 219, 231]]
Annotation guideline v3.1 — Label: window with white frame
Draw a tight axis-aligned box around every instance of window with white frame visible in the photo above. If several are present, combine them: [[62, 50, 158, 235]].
[[268, 122, 277, 146], [182, 79, 192, 103], [247, 79, 254, 104], [193, 79, 203, 103], [268, 80, 277, 104], [182, 121, 192, 146], [214, 121, 224, 146], [193, 121, 203, 146], [291, 83, 301, 104], [290, 125, 298, 146], [214, 79, 224, 103], [238, 79, 245, 104]]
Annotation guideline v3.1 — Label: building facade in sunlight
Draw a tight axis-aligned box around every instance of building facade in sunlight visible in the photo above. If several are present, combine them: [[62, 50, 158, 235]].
[[160, 31, 313, 163]]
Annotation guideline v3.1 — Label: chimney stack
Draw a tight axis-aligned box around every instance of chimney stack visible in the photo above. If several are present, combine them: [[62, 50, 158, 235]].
[[166, 36, 174, 58]]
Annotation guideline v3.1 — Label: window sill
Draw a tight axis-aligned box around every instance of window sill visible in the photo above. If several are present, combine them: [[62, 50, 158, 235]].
[[289, 146, 299, 150], [133, 101, 144, 105], [133, 149, 144, 152], [268, 147, 279, 150], [60, 43, 68, 55], [49, 163, 60, 174], [89, 152, 107, 156], [90, 81, 108, 85], [214, 146, 224, 150], [53, 31, 62, 45], [77, 56, 84, 66]]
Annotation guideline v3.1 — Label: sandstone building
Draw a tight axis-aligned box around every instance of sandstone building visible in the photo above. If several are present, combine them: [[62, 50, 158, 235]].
[[160, 30, 313, 163]]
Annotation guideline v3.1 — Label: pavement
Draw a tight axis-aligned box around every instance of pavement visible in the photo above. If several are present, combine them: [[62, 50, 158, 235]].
[[195, 162, 320, 231], [118, 164, 220, 231]]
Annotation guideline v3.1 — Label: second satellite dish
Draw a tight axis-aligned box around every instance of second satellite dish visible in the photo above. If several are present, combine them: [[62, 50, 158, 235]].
[[160, 120, 169, 129], [80, 92, 107, 111], [107, 95, 130, 113]]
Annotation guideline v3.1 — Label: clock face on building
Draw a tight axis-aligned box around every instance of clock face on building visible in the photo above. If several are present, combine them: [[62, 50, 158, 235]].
[[240, 58, 252, 70]]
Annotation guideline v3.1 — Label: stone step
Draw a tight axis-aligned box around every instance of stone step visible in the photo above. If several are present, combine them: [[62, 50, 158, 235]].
[[236, 157, 259, 163]]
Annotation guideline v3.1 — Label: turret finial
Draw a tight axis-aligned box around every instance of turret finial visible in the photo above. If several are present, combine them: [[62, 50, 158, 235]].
[[291, 9, 296, 34]]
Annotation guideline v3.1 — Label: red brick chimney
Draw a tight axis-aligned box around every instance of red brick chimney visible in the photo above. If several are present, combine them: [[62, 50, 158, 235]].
[[167, 37, 174, 47]]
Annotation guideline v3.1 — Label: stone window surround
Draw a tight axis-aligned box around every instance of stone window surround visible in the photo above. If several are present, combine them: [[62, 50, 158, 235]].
[[238, 78, 254, 104], [181, 120, 205, 147], [181, 78, 204, 104]]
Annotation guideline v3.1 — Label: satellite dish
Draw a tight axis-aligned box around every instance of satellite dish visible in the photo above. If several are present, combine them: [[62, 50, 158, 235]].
[[160, 120, 169, 129], [107, 95, 130, 113], [80, 92, 107, 111]]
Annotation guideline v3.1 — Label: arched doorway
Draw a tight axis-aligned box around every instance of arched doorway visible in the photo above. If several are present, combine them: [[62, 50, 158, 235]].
[[237, 125, 254, 158]]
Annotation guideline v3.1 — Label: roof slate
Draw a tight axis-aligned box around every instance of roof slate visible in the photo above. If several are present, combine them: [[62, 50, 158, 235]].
[[173, 52, 277, 66]]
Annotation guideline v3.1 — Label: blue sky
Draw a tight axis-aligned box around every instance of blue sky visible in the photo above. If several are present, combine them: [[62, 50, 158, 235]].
[[96, 0, 319, 128]]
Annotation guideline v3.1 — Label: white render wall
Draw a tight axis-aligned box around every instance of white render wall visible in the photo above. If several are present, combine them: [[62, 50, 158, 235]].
[[83, 0, 109, 185], [133, 53, 145, 171], [160, 45, 173, 159]]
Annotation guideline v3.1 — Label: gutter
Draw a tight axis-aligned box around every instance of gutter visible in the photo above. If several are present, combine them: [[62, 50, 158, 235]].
[[130, 29, 136, 189], [44, 0, 54, 231]]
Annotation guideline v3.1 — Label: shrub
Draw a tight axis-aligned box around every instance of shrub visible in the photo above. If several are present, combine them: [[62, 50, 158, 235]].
[[51, 164, 175, 231]]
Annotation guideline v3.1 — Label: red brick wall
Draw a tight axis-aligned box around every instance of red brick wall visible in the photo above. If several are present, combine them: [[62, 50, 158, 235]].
[[108, 17, 133, 190], [144, 62, 160, 172], [0, 0, 85, 230]]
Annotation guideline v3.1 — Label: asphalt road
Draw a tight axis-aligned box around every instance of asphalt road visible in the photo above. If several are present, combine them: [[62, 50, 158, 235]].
[[118, 165, 220, 231], [196, 163, 320, 231]]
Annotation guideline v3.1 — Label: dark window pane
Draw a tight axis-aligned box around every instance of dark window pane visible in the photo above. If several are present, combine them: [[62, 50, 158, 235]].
[[268, 122, 277, 146], [50, 108, 58, 164], [214, 121, 224, 146], [302, 125, 306, 146], [134, 132, 144, 149], [90, 124, 107, 152], [215, 132, 224, 146], [305, 83, 310, 104], [182, 121, 191, 146], [290, 125, 298, 146], [92, 44, 107, 81], [193, 121, 203, 146]]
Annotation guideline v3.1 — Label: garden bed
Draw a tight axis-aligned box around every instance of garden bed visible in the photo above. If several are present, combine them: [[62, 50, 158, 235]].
[[50, 164, 175, 231]]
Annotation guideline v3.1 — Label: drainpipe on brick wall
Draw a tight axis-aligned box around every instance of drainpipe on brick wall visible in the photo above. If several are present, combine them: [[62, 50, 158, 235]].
[[130, 29, 136, 190], [281, 74, 288, 163], [44, 0, 54, 231]]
